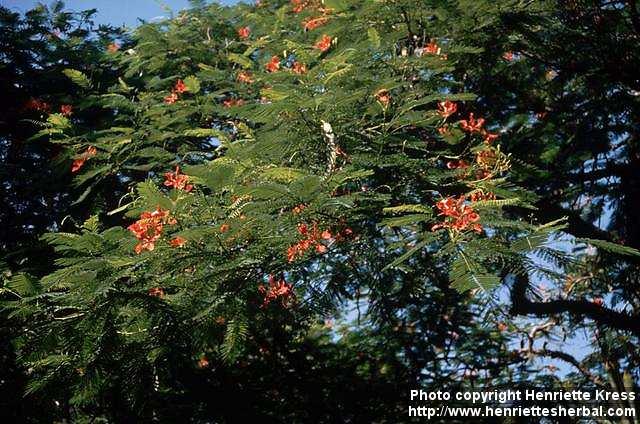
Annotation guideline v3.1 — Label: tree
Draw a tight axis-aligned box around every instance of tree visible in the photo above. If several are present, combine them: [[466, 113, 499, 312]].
[[2, 0, 638, 422]]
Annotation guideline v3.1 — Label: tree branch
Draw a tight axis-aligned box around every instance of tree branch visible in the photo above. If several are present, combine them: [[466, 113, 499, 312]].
[[510, 275, 640, 336]]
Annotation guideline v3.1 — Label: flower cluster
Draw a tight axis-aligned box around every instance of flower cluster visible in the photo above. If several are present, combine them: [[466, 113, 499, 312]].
[[265, 55, 281, 73], [432, 196, 482, 233], [60, 104, 73, 117], [437, 100, 457, 119], [459, 112, 499, 144], [286, 222, 353, 262], [291, 0, 309, 13], [71, 146, 97, 173], [315, 34, 332, 52], [259, 275, 295, 307], [303, 16, 328, 31], [170, 236, 187, 248], [127, 207, 177, 254], [164, 79, 188, 104], [292, 61, 307, 75], [459, 113, 485, 133], [287, 222, 333, 262], [237, 71, 254, 84], [237, 26, 251, 39], [24, 98, 51, 113], [163, 166, 193, 192]]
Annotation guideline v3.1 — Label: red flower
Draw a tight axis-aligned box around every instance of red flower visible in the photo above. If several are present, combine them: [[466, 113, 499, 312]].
[[25, 98, 50, 113], [164, 166, 193, 192], [169, 236, 187, 248], [127, 207, 176, 254], [174, 79, 188, 94], [237, 26, 251, 39], [432, 196, 482, 233], [502, 51, 514, 61], [446, 159, 469, 169], [592, 297, 604, 306], [424, 42, 441, 55], [60, 104, 73, 117], [259, 275, 295, 307], [287, 222, 336, 262], [292, 61, 307, 75], [437, 100, 457, 118], [482, 131, 499, 144], [303, 16, 328, 31], [315, 34, 332, 52], [71, 146, 97, 173], [164, 91, 179, 104], [265, 55, 280, 73], [291, 0, 307, 13], [237, 71, 254, 84], [459, 113, 485, 133]]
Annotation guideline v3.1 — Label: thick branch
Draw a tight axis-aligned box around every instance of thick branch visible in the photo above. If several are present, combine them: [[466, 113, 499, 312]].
[[510, 275, 640, 336]]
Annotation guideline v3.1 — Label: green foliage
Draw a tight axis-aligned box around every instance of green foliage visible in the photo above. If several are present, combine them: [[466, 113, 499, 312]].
[[3, 0, 639, 421]]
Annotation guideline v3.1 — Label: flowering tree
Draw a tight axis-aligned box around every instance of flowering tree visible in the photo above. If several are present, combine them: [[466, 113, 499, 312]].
[[2, 0, 639, 421]]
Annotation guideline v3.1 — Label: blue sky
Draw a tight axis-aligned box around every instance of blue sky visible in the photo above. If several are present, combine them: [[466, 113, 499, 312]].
[[1, 0, 238, 27]]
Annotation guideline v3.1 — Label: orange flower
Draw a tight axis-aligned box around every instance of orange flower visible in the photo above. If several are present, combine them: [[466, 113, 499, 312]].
[[292, 61, 307, 75], [303, 16, 328, 31], [127, 207, 176, 254], [164, 91, 178, 104], [265, 55, 280, 73], [174, 79, 188, 94], [375, 89, 391, 107], [291, 0, 307, 13], [259, 275, 295, 307], [237, 26, 251, 39], [220, 223, 230, 233], [424, 42, 441, 55], [60, 104, 73, 117], [148, 287, 165, 298], [482, 131, 499, 144], [237, 71, 254, 84], [459, 113, 485, 133], [287, 222, 335, 262], [437, 100, 457, 118], [71, 146, 97, 173], [170, 236, 187, 248], [431, 196, 482, 233], [315, 34, 332, 52], [292, 204, 306, 214], [164, 166, 193, 192]]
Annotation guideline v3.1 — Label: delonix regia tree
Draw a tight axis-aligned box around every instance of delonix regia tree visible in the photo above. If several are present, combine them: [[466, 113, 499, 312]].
[[1, 0, 639, 422]]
